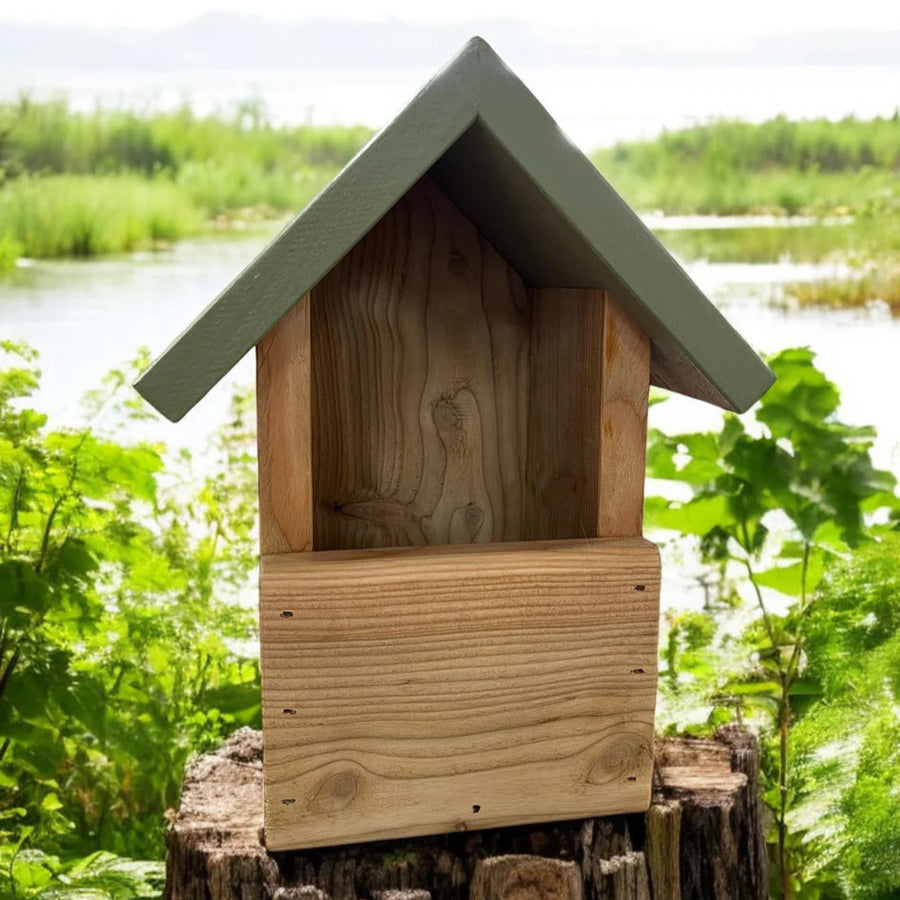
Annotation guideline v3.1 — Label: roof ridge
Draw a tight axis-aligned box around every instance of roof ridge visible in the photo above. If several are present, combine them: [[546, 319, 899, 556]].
[[135, 36, 773, 423]]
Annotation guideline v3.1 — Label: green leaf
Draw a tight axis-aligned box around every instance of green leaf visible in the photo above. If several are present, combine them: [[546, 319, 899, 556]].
[[645, 493, 732, 536], [722, 679, 782, 697], [40, 792, 63, 812], [754, 554, 826, 597]]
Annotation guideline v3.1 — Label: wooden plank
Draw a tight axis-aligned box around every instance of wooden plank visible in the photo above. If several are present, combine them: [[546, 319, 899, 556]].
[[256, 296, 312, 554], [526, 288, 604, 541], [259, 537, 660, 850], [525, 289, 649, 541], [598, 296, 650, 537], [310, 175, 530, 550]]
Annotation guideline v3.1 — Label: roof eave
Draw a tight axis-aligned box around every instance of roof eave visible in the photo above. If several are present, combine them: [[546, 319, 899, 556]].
[[134, 36, 774, 422], [466, 51, 775, 412], [134, 41, 486, 422]]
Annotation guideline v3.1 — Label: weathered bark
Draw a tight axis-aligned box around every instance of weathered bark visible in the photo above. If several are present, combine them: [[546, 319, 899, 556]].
[[471, 856, 582, 900], [654, 726, 769, 900], [166, 727, 767, 900], [644, 803, 680, 899]]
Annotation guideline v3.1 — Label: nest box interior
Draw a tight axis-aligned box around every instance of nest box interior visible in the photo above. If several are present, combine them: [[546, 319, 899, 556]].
[[255, 174, 661, 850]]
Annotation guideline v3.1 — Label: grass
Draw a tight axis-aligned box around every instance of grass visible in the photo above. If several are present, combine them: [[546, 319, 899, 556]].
[[0, 97, 372, 179], [786, 268, 900, 314], [0, 234, 22, 272], [596, 115, 900, 312], [0, 98, 373, 264], [0, 174, 203, 258], [176, 159, 338, 217], [594, 114, 900, 216], [655, 216, 900, 265]]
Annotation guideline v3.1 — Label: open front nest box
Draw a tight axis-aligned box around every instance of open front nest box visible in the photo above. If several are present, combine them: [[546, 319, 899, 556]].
[[135, 37, 773, 852]]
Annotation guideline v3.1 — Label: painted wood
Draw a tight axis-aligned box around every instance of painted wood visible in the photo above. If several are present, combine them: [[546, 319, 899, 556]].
[[310, 176, 530, 550], [134, 37, 773, 423], [598, 295, 651, 537], [259, 537, 661, 850], [256, 297, 313, 554]]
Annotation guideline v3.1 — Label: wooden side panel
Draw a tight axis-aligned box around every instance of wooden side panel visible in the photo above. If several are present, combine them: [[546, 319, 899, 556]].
[[256, 297, 313, 554], [525, 289, 650, 540], [259, 537, 660, 850], [526, 288, 604, 540], [598, 296, 651, 537], [310, 176, 530, 550]]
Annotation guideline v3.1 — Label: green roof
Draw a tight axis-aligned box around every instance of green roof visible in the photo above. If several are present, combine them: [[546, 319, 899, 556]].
[[135, 37, 774, 422]]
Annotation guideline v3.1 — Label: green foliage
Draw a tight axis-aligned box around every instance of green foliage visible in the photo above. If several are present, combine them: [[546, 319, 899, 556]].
[[0, 342, 260, 881], [655, 217, 900, 265], [610, 114, 900, 175], [0, 847, 164, 900], [176, 159, 336, 217], [0, 234, 22, 273], [786, 268, 900, 316], [0, 99, 372, 260], [648, 347, 899, 897], [601, 116, 900, 316], [788, 540, 900, 899], [0, 175, 202, 259], [594, 114, 900, 216], [0, 97, 371, 181]]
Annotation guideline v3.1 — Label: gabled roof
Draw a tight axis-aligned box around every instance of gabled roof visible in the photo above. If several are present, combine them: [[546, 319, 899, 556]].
[[135, 37, 774, 423]]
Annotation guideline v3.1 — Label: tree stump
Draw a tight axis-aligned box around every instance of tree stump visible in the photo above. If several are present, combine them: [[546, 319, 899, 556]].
[[166, 726, 767, 900]]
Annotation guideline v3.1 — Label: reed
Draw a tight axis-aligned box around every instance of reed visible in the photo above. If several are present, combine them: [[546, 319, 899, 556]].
[[0, 174, 203, 258], [655, 217, 900, 264], [594, 114, 900, 216]]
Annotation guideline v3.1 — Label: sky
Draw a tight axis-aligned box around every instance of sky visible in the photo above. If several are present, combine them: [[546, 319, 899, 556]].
[[4, 0, 900, 34]]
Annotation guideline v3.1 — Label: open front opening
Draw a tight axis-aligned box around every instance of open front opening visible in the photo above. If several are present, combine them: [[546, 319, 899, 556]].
[[256, 174, 650, 554]]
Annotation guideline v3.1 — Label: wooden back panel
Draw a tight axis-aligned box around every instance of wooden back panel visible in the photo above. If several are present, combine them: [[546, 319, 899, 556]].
[[257, 176, 650, 553]]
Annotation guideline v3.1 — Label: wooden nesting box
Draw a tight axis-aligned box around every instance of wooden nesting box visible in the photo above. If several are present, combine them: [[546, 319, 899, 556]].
[[136, 38, 773, 853]]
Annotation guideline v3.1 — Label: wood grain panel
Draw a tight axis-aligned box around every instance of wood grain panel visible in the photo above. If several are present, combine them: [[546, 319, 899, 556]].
[[598, 296, 651, 537], [526, 288, 604, 540], [257, 297, 312, 554], [310, 176, 530, 550], [260, 537, 660, 850]]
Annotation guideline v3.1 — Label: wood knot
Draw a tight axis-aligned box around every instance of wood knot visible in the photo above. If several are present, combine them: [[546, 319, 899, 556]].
[[433, 397, 462, 433], [586, 733, 650, 785], [308, 770, 360, 814], [449, 502, 484, 543], [446, 249, 472, 281]]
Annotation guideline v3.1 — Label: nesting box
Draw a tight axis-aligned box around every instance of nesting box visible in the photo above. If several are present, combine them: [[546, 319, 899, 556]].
[[136, 38, 773, 851]]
